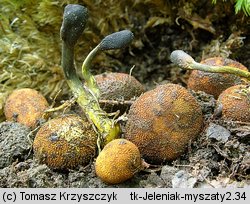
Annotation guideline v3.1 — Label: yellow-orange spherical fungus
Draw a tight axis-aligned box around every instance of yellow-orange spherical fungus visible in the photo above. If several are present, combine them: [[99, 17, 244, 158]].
[[95, 72, 144, 100], [95, 138, 142, 184], [187, 57, 248, 98], [4, 88, 49, 128], [33, 114, 97, 169], [125, 83, 203, 164], [216, 85, 250, 122]]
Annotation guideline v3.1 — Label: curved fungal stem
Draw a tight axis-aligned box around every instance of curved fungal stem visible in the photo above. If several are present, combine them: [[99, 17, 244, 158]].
[[170, 50, 250, 81], [81, 45, 101, 97], [60, 4, 121, 148], [81, 30, 134, 98]]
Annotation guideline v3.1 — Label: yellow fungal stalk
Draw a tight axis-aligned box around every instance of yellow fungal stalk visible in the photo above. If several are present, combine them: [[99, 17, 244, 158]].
[[170, 50, 250, 81], [60, 5, 133, 148]]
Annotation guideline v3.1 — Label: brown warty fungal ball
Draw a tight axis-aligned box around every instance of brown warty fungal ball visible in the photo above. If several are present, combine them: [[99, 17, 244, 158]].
[[216, 84, 250, 122], [95, 72, 144, 100], [94, 72, 144, 112], [187, 57, 248, 98], [4, 88, 49, 128], [33, 114, 97, 169], [95, 138, 142, 184], [125, 83, 203, 164]]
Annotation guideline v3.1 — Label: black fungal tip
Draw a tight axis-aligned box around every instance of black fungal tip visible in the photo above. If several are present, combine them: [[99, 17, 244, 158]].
[[99, 30, 134, 51], [170, 50, 195, 69], [60, 4, 88, 46]]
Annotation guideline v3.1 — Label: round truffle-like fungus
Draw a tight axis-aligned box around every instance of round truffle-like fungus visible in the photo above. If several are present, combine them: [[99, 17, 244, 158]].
[[95, 72, 144, 100], [33, 114, 97, 169], [95, 138, 142, 184], [216, 84, 250, 122], [187, 57, 248, 98], [4, 88, 49, 128], [94, 72, 144, 112], [125, 83, 203, 164]]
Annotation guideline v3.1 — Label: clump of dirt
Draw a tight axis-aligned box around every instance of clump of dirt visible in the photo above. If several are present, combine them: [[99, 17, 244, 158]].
[[0, 122, 32, 169]]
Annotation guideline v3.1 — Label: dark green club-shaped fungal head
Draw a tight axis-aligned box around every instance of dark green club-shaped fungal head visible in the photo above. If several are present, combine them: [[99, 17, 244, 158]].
[[60, 4, 88, 46], [99, 30, 134, 51], [170, 50, 195, 69]]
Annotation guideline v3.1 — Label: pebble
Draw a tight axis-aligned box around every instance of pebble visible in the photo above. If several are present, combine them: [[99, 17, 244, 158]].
[[206, 123, 231, 143]]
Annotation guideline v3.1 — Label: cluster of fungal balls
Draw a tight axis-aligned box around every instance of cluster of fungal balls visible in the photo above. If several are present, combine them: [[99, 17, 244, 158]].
[[3, 79, 205, 184], [186, 56, 250, 122], [2, 4, 249, 185]]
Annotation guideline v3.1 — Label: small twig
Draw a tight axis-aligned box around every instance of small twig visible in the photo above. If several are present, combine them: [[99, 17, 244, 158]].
[[99, 99, 134, 106], [45, 97, 76, 113], [129, 65, 135, 77], [25, 125, 42, 159], [50, 89, 62, 109], [141, 161, 162, 173], [229, 163, 240, 179], [210, 144, 232, 161], [174, 164, 194, 168], [231, 121, 250, 125]]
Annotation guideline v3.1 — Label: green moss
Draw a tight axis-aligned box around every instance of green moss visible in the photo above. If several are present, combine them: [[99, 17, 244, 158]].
[[212, 0, 250, 16], [0, 0, 248, 122]]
